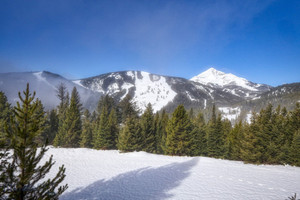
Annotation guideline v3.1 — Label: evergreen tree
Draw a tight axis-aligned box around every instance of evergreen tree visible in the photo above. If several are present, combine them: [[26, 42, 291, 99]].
[[288, 130, 300, 166], [53, 83, 69, 147], [159, 110, 169, 154], [0, 91, 11, 147], [107, 108, 119, 149], [165, 105, 194, 156], [94, 105, 117, 150], [0, 83, 67, 199], [240, 113, 263, 163], [118, 117, 142, 152], [118, 94, 139, 123], [97, 95, 116, 116], [193, 112, 207, 156], [34, 99, 48, 146], [226, 121, 243, 160], [141, 103, 156, 153], [46, 109, 59, 145], [63, 87, 82, 147], [207, 105, 225, 158], [153, 112, 162, 153], [80, 109, 94, 148]]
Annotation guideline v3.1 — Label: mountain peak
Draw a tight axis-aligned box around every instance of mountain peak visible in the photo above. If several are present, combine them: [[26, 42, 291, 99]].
[[191, 68, 259, 91]]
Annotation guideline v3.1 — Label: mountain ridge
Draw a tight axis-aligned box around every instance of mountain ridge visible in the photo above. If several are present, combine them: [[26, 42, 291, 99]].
[[0, 68, 299, 123]]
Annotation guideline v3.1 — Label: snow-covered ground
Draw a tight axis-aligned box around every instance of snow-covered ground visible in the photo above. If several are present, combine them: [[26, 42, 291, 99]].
[[44, 148, 300, 200]]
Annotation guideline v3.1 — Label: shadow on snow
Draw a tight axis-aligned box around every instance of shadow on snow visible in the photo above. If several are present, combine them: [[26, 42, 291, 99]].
[[61, 157, 199, 200]]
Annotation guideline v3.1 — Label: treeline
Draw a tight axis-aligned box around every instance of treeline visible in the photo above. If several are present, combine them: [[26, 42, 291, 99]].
[[0, 84, 299, 166]]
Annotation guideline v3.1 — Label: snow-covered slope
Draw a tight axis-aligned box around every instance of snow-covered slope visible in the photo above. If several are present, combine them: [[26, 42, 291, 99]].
[[74, 71, 178, 112], [43, 148, 300, 200], [191, 68, 271, 99], [0, 71, 100, 110]]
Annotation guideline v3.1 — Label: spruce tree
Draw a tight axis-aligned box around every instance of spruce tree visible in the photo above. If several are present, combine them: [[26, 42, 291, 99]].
[[207, 105, 225, 158], [94, 106, 113, 149], [53, 84, 69, 147], [80, 109, 94, 148], [0, 91, 11, 148], [193, 112, 207, 156], [118, 117, 142, 152], [159, 110, 169, 154], [107, 108, 119, 149], [34, 99, 48, 146], [0, 83, 67, 199], [118, 94, 139, 123], [141, 103, 156, 153], [63, 87, 82, 147], [288, 130, 300, 166], [46, 109, 59, 145], [165, 105, 193, 156]]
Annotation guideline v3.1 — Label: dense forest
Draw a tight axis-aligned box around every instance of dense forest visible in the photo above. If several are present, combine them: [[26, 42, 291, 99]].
[[0, 83, 299, 167]]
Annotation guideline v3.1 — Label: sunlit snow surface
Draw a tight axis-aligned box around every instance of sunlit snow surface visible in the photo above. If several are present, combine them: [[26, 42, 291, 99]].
[[191, 68, 259, 91], [43, 148, 300, 200]]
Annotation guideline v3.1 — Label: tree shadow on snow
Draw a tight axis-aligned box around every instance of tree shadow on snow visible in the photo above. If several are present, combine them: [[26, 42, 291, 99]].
[[61, 157, 199, 200]]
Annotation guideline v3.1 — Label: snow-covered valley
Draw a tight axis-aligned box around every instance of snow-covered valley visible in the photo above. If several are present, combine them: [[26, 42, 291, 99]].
[[44, 148, 300, 200]]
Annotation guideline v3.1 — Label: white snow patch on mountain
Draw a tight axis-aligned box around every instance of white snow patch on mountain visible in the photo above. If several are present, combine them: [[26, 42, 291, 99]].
[[43, 148, 300, 200], [133, 71, 176, 112], [33, 72, 56, 89], [191, 68, 258, 91], [73, 80, 85, 88], [219, 107, 241, 121]]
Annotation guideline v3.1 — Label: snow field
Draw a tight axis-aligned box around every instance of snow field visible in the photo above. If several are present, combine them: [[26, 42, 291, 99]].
[[43, 147, 300, 200]]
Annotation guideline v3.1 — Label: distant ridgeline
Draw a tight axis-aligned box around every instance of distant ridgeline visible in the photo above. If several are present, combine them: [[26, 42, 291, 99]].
[[1, 70, 300, 124], [0, 84, 299, 167]]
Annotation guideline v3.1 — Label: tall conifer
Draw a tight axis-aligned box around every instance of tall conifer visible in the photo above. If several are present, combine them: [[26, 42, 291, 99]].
[[0, 83, 67, 199]]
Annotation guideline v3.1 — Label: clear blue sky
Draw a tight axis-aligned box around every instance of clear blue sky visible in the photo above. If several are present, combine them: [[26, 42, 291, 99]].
[[0, 0, 299, 86]]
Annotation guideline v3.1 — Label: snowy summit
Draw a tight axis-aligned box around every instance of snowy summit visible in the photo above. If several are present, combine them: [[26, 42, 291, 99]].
[[190, 68, 259, 91]]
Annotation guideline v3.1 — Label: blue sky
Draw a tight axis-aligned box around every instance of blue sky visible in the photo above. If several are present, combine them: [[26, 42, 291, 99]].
[[0, 0, 299, 86]]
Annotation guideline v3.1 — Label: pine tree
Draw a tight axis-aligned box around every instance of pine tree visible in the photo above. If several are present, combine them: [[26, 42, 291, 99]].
[[193, 112, 207, 156], [226, 121, 243, 160], [63, 87, 82, 147], [141, 103, 156, 153], [118, 94, 139, 123], [240, 113, 263, 163], [107, 108, 119, 149], [0, 91, 11, 148], [207, 105, 225, 158], [159, 110, 169, 154], [97, 94, 116, 116], [94, 105, 115, 149], [118, 117, 142, 152], [80, 109, 94, 148], [153, 112, 162, 153], [46, 109, 59, 145], [53, 83, 69, 147], [34, 99, 48, 146], [165, 105, 194, 156], [288, 130, 300, 166], [0, 83, 67, 199]]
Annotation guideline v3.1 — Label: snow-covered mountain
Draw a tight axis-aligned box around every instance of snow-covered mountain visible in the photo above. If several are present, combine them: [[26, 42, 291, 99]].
[[73, 70, 249, 113], [1, 68, 299, 123], [191, 68, 271, 99], [0, 71, 100, 110]]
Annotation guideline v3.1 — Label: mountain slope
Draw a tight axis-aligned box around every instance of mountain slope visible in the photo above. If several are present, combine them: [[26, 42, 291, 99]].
[[191, 68, 271, 99], [74, 70, 248, 113], [0, 71, 100, 110], [0, 69, 298, 123]]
